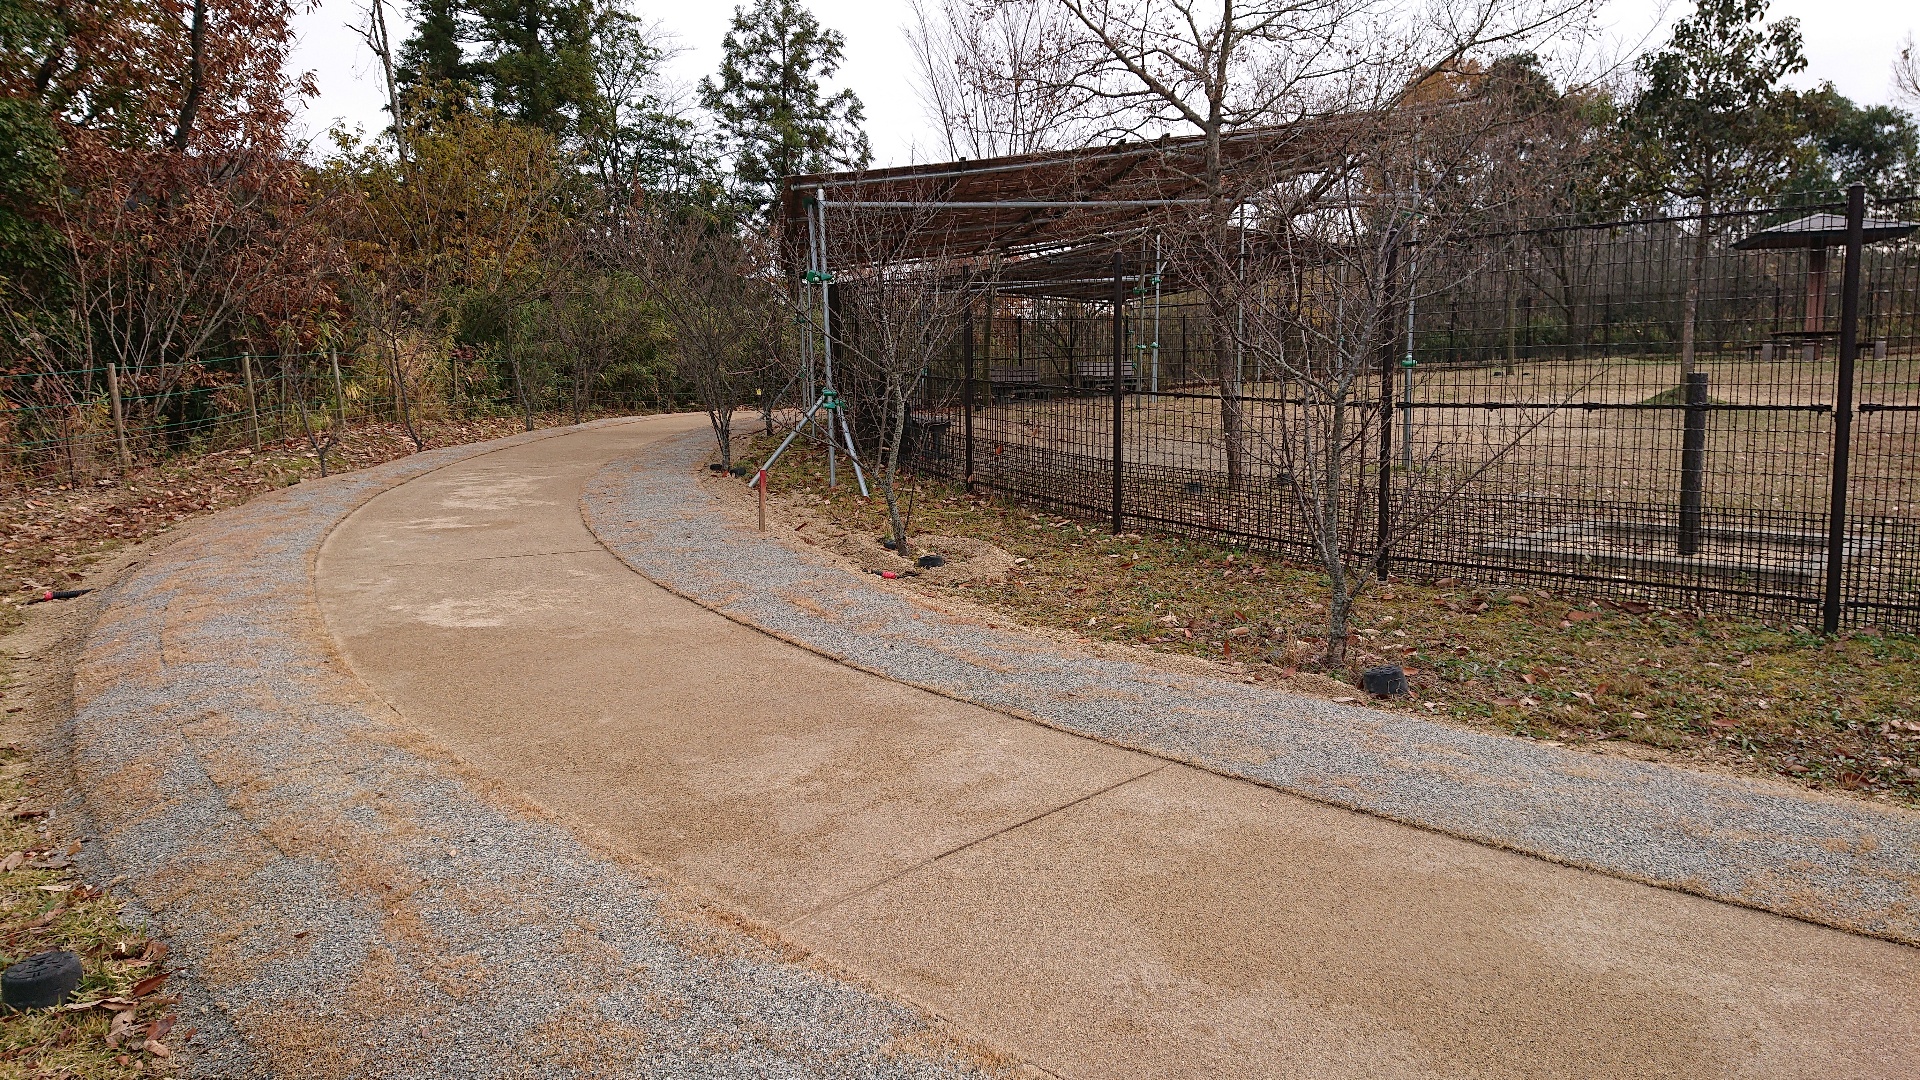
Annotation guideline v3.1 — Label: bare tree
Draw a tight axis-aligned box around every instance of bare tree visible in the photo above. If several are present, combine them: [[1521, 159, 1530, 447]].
[[634, 208, 785, 469], [1198, 85, 1592, 669], [1896, 35, 1920, 106], [995, 0, 1601, 498], [831, 209, 972, 560], [906, 0, 1097, 158]]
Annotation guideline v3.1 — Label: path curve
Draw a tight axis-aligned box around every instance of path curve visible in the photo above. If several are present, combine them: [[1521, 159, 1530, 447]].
[[586, 434, 1920, 944], [68, 416, 998, 1079], [314, 421, 1920, 1079]]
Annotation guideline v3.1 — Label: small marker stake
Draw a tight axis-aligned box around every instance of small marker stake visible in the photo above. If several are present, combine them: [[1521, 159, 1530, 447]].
[[756, 469, 767, 533]]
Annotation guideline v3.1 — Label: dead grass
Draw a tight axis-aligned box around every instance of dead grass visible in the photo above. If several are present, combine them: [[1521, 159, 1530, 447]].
[[0, 413, 584, 636], [0, 744, 186, 1078], [749, 435, 1920, 809]]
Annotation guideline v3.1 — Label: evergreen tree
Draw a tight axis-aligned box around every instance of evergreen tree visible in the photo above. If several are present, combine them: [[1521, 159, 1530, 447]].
[[397, 0, 474, 91], [398, 0, 611, 137], [1618, 0, 1811, 375], [0, 0, 62, 297], [699, 0, 870, 217], [1793, 85, 1918, 200], [1620, 0, 1810, 213]]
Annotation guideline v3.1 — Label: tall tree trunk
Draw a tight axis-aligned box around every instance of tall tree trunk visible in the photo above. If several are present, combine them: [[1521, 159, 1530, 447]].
[[369, 0, 407, 161], [1203, 118, 1244, 496], [388, 337, 423, 451], [1318, 394, 1353, 669], [170, 0, 207, 151], [881, 373, 911, 560], [1680, 197, 1712, 378]]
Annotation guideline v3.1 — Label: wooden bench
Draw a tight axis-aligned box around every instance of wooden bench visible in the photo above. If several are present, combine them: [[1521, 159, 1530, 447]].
[[1071, 359, 1138, 390], [904, 413, 953, 458], [989, 366, 1047, 402]]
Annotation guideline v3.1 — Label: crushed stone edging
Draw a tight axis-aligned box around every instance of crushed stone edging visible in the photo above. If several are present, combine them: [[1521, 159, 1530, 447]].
[[582, 431, 1920, 948]]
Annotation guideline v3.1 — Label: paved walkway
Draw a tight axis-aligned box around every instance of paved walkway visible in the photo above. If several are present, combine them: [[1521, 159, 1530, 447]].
[[310, 418, 1920, 1079], [68, 418, 996, 1080]]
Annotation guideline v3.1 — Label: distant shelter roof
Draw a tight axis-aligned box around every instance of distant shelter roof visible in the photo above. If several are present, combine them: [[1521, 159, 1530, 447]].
[[1732, 212, 1920, 250]]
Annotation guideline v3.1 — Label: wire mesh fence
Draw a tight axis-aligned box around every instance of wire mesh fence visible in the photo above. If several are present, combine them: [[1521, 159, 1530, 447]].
[[1, 347, 688, 488], [889, 191, 1920, 631]]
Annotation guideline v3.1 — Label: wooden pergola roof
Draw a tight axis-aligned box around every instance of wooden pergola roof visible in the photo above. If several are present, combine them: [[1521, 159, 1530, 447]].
[[778, 121, 1352, 290]]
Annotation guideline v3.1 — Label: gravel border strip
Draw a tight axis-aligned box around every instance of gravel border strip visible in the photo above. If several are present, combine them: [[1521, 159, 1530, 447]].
[[66, 420, 1002, 1080], [583, 431, 1920, 947]]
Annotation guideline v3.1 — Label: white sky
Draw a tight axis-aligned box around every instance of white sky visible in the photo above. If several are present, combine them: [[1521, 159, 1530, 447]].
[[289, 0, 1920, 166]]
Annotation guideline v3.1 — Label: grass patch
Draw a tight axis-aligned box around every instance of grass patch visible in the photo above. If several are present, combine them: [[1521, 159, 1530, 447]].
[[0, 744, 186, 1076], [747, 434, 1920, 807]]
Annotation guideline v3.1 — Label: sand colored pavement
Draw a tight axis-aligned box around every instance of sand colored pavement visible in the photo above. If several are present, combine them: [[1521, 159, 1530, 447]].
[[314, 416, 1920, 1079]]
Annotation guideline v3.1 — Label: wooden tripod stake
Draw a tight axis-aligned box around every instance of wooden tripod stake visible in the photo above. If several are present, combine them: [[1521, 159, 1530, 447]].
[[756, 469, 768, 532]]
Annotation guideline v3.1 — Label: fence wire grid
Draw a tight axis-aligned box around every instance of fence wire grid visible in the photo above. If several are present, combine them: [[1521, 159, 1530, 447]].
[[877, 192, 1920, 631]]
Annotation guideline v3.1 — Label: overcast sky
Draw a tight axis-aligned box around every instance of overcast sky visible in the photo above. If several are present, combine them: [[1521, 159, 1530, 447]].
[[289, 0, 1920, 165]]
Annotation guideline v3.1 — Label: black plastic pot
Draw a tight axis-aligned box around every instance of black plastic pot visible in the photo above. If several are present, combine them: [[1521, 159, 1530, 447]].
[[3, 950, 83, 1010], [1361, 665, 1408, 697]]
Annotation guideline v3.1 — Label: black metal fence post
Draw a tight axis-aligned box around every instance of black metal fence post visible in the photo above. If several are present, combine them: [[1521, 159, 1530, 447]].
[[1376, 238, 1401, 580], [962, 305, 975, 492], [1822, 183, 1867, 633], [1111, 250, 1126, 534], [1678, 371, 1709, 556]]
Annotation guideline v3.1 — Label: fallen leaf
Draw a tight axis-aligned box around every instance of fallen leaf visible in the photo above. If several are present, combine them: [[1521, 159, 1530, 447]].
[[1565, 609, 1597, 622], [1708, 718, 1738, 730], [0, 851, 22, 871], [107, 1010, 139, 1048], [1520, 673, 1536, 685], [143, 1039, 170, 1058], [131, 973, 169, 997]]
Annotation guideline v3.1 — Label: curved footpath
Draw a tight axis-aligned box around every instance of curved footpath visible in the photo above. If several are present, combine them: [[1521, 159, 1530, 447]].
[[67, 417, 997, 1079], [587, 435, 1920, 942], [306, 418, 1917, 1078], [65, 415, 1920, 1078]]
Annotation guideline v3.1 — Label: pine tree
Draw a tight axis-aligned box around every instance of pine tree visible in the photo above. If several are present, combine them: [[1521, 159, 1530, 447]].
[[699, 0, 870, 217], [398, 0, 610, 138]]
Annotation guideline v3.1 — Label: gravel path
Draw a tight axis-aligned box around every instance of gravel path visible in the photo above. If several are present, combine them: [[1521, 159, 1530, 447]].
[[583, 431, 1920, 947], [65, 420, 1000, 1079]]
